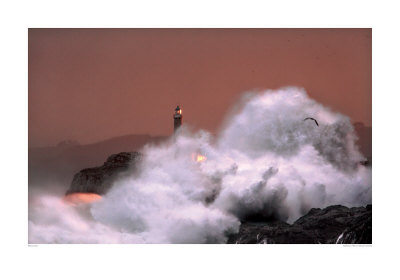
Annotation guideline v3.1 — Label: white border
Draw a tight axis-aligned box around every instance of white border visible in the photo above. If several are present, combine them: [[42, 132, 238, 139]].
[[1, 0, 399, 279]]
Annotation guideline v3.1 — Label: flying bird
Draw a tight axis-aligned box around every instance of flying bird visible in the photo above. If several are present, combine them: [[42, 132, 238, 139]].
[[304, 117, 319, 126]]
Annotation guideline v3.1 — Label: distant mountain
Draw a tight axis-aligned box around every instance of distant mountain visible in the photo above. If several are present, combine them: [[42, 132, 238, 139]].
[[28, 134, 167, 189], [29, 123, 371, 192]]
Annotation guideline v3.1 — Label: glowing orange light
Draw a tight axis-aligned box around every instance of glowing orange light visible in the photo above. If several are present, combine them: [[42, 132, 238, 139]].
[[179, 109, 182, 114], [196, 154, 207, 162], [64, 193, 102, 205]]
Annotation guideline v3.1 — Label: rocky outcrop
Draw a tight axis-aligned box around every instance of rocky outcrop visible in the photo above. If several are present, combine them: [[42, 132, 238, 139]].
[[228, 204, 372, 244], [66, 152, 141, 195]]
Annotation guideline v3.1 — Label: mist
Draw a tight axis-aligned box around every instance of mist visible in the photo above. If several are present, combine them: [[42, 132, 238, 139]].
[[29, 87, 372, 243]]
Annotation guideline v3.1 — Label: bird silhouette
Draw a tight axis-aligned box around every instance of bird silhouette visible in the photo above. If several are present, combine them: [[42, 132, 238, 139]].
[[304, 117, 319, 126]]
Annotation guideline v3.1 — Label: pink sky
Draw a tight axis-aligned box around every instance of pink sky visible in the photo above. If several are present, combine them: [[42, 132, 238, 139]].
[[29, 28, 371, 147]]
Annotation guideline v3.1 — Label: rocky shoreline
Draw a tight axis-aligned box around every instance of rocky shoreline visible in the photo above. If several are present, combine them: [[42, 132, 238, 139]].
[[66, 151, 372, 244], [228, 204, 371, 244]]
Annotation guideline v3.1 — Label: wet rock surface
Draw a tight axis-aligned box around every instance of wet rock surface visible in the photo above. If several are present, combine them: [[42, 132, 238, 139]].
[[66, 152, 141, 195], [228, 204, 372, 244]]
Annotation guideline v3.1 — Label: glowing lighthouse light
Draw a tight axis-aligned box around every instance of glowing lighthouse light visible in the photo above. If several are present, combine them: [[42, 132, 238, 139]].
[[196, 154, 207, 162], [192, 152, 207, 163]]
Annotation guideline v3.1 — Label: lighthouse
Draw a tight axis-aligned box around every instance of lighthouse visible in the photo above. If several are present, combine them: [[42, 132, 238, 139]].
[[173, 105, 182, 132]]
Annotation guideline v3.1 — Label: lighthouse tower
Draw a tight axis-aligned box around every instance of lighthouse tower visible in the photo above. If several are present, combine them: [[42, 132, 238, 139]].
[[173, 105, 182, 132]]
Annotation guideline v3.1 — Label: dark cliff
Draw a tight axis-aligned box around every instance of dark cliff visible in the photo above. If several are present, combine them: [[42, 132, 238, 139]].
[[66, 152, 141, 195]]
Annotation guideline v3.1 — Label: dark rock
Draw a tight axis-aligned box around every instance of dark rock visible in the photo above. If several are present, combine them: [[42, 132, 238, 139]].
[[66, 152, 141, 195], [336, 205, 372, 244], [228, 204, 372, 244]]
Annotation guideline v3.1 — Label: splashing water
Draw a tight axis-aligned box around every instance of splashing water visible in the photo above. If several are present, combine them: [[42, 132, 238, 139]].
[[29, 87, 371, 243]]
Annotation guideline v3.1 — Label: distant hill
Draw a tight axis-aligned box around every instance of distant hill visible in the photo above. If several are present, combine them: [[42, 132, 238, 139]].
[[28, 134, 167, 189], [29, 123, 371, 193]]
